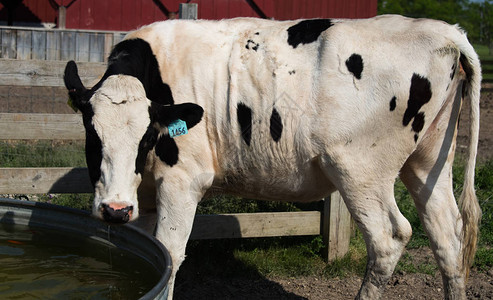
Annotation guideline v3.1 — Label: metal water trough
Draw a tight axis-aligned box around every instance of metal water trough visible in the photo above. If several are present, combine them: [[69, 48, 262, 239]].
[[0, 198, 172, 300]]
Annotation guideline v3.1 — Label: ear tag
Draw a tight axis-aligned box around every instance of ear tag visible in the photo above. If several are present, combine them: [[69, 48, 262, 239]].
[[168, 119, 188, 138], [67, 97, 78, 113]]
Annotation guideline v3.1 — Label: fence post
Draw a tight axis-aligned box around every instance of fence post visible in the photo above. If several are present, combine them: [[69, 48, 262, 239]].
[[322, 191, 351, 262], [179, 3, 198, 20], [58, 6, 66, 29]]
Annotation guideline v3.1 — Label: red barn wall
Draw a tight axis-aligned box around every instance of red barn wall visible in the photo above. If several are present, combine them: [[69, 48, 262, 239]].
[[0, 0, 377, 31]]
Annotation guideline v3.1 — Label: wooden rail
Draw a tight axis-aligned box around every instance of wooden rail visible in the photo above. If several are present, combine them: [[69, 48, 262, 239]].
[[0, 59, 105, 87], [0, 113, 84, 139]]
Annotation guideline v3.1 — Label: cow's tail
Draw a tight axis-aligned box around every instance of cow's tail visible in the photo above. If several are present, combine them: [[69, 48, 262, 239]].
[[455, 30, 482, 279]]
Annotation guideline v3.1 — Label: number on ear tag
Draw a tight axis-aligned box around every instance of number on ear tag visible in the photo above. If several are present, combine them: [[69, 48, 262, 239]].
[[168, 119, 188, 138]]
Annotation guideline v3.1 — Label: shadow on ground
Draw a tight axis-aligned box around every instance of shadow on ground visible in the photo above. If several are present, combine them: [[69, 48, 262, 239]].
[[174, 238, 307, 300]]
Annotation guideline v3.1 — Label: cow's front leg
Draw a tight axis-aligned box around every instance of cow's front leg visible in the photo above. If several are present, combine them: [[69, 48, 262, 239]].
[[153, 173, 211, 300]]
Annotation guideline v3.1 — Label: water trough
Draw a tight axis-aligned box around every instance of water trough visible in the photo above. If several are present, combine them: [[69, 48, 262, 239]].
[[0, 198, 171, 299]]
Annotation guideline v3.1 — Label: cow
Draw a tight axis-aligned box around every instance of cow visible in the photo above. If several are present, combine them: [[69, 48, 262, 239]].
[[64, 15, 481, 299]]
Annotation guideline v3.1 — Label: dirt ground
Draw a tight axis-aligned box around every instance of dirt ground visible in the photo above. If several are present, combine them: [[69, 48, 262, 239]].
[[174, 91, 493, 300], [174, 247, 493, 300]]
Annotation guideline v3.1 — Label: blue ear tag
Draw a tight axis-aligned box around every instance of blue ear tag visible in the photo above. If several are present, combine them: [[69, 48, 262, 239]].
[[168, 119, 188, 138]]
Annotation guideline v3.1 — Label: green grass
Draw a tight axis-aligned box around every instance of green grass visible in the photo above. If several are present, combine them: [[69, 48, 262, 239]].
[[0, 140, 93, 210], [0, 140, 86, 168], [1, 141, 493, 278], [474, 44, 493, 82], [474, 44, 492, 59], [395, 252, 438, 276]]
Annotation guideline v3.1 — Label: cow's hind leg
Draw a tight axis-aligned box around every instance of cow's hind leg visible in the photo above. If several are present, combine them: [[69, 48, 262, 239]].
[[320, 157, 412, 299], [401, 156, 465, 299], [350, 182, 412, 299], [399, 84, 466, 299]]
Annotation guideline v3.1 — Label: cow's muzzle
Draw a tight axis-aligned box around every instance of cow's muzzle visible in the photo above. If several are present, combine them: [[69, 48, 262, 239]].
[[100, 203, 133, 224]]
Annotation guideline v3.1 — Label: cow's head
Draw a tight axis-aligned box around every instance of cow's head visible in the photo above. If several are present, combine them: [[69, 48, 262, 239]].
[[64, 61, 203, 223]]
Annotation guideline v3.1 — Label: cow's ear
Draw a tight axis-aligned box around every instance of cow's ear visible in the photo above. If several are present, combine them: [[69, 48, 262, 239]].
[[151, 102, 204, 129], [64, 60, 89, 110]]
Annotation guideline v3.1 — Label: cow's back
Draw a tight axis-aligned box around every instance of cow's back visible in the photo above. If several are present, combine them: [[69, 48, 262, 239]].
[[125, 16, 470, 201]]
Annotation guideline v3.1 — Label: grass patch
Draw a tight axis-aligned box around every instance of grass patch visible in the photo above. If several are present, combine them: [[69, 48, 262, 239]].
[[474, 44, 493, 82], [395, 252, 438, 275], [0, 140, 86, 168], [39, 193, 93, 211], [394, 179, 430, 248], [0, 140, 92, 210], [323, 231, 367, 278], [473, 246, 493, 272], [474, 44, 493, 59]]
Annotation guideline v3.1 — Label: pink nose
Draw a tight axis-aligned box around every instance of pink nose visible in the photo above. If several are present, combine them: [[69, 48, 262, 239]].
[[100, 203, 133, 223]]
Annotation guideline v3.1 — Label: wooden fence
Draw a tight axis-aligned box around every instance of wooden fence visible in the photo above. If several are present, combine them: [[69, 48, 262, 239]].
[[0, 58, 352, 262], [0, 26, 126, 62]]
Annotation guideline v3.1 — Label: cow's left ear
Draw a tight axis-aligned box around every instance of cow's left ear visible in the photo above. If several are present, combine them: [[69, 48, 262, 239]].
[[151, 102, 204, 130]]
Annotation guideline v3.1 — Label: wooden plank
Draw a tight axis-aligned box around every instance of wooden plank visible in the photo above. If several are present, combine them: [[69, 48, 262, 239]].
[[31, 31, 47, 60], [113, 32, 126, 45], [322, 191, 352, 261], [46, 31, 60, 61], [0, 167, 93, 194], [60, 31, 75, 61], [16, 30, 32, 60], [190, 211, 321, 239], [1, 28, 16, 59], [103, 33, 114, 62], [89, 33, 104, 62], [0, 59, 106, 87], [179, 3, 199, 20], [58, 6, 67, 30], [76, 32, 90, 62], [0, 113, 84, 140]]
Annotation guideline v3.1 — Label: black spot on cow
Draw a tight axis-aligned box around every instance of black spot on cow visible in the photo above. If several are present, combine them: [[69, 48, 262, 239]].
[[287, 19, 333, 49], [403, 74, 432, 127], [390, 96, 397, 111], [82, 107, 103, 187], [237, 103, 252, 146], [403, 74, 432, 142], [155, 135, 179, 167], [100, 38, 174, 105], [255, 32, 260, 35], [289, 70, 296, 75], [412, 112, 425, 133], [246, 39, 259, 51], [450, 63, 457, 80], [346, 54, 363, 80], [269, 108, 283, 142], [135, 123, 159, 175]]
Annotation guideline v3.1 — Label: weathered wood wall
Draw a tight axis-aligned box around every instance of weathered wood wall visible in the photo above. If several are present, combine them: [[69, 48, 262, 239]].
[[0, 26, 126, 62]]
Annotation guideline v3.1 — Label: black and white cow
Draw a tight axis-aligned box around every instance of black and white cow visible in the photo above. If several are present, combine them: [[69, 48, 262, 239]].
[[64, 15, 482, 299]]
